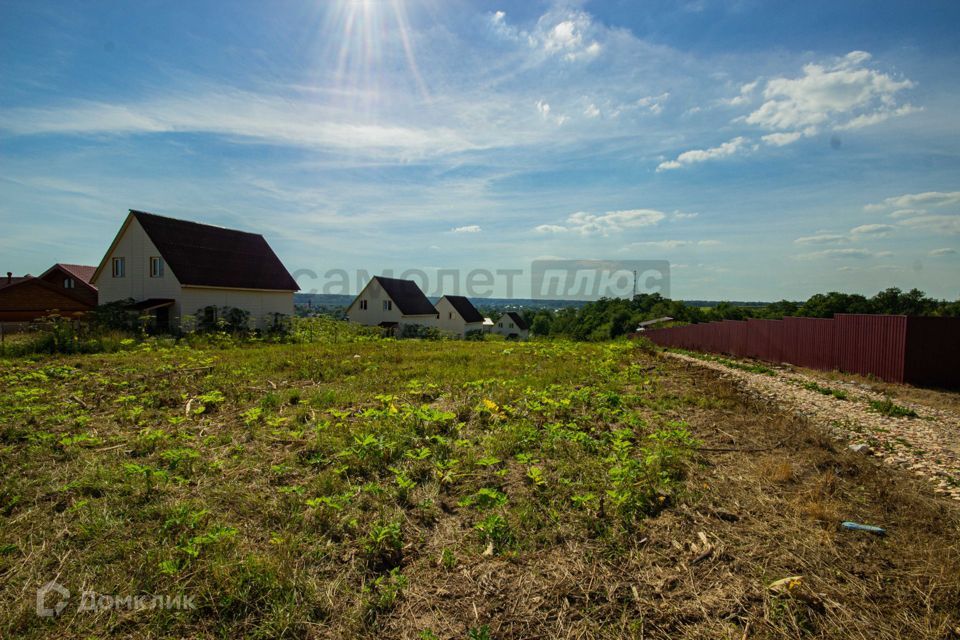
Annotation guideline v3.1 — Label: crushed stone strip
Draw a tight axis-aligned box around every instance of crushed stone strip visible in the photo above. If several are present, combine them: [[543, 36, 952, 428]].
[[665, 351, 960, 503]]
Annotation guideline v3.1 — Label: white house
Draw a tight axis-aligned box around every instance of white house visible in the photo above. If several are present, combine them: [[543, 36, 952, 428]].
[[346, 275, 438, 329], [91, 209, 299, 331], [435, 295, 485, 337], [492, 311, 529, 339]]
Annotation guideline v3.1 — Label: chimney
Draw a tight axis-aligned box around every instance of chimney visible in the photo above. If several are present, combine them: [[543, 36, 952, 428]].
[[5, 272, 10, 284]]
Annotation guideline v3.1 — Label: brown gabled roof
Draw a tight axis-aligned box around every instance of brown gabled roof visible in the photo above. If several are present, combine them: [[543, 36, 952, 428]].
[[373, 276, 436, 316], [41, 264, 99, 292], [441, 295, 484, 323], [58, 264, 97, 284], [130, 210, 299, 291]]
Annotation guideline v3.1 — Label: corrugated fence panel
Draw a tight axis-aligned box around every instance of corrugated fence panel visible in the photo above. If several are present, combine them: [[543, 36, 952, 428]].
[[640, 314, 952, 388], [904, 317, 960, 389], [834, 314, 907, 384], [789, 317, 835, 370]]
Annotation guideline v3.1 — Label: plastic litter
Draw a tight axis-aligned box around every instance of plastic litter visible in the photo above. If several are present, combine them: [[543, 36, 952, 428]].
[[841, 521, 886, 535]]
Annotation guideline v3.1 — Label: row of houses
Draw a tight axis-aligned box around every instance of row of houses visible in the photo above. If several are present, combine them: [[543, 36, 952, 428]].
[[2, 209, 528, 338], [345, 275, 529, 338], [2, 210, 299, 331]]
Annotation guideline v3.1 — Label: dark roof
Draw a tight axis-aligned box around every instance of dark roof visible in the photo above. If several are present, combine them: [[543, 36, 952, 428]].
[[503, 311, 529, 331], [373, 276, 436, 315], [0, 276, 31, 290], [130, 210, 299, 291], [442, 295, 483, 323]]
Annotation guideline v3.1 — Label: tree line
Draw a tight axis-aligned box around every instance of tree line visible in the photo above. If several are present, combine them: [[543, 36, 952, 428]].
[[515, 288, 960, 341]]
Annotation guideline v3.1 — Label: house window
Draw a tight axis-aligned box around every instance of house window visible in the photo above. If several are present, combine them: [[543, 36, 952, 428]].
[[383, 300, 392, 311], [150, 256, 164, 278], [63, 277, 75, 289], [112, 257, 125, 278], [360, 299, 368, 310], [498, 322, 503, 328], [509, 323, 515, 329], [449, 312, 453, 319]]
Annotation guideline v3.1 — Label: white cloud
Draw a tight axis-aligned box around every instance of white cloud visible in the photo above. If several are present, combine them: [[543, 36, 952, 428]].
[[722, 80, 759, 106], [797, 248, 884, 260], [635, 93, 670, 115], [744, 51, 915, 134], [451, 225, 481, 233], [835, 104, 922, 130], [929, 248, 956, 256], [850, 223, 895, 236], [657, 136, 749, 171], [672, 211, 699, 220], [889, 208, 926, 219], [794, 234, 848, 245], [898, 214, 960, 235], [536, 100, 551, 116], [534, 12, 602, 62], [584, 103, 600, 118], [544, 209, 666, 236], [0, 91, 477, 159], [864, 191, 960, 212], [762, 131, 802, 147]]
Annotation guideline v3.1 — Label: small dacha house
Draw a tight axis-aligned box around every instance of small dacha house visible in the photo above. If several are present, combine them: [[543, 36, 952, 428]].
[[92, 210, 298, 331], [492, 311, 529, 340], [435, 295, 485, 337], [346, 276, 438, 329]]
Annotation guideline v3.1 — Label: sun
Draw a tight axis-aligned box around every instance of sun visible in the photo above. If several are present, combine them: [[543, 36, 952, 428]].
[[322, 0, 431, 102]]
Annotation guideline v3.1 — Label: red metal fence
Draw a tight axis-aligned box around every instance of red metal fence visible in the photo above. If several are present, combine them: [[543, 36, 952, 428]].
[[642, 314, 959, 389]]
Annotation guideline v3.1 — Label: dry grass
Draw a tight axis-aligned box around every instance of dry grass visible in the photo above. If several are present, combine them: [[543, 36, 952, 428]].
[[1, 337, 959, 639]]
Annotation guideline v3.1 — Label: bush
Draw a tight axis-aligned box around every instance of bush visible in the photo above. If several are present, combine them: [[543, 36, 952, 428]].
[[397, 324, 444, 340], [195, 306, 250, 334]]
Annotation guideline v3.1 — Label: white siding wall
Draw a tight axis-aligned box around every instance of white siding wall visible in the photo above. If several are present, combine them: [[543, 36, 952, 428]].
[[179, 288, 294, 330], [346, 279, 404, 326], [435, 297, 484, 337], [92, 217, 184, 320]]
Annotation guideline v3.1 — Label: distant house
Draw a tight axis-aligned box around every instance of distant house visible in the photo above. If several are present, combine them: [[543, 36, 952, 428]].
[[346, 276, 438, 329], [435, 295, 485, 337], [91, 210, 298, 331], [0, 264, 98, 322], [492, 311, 529, 339]]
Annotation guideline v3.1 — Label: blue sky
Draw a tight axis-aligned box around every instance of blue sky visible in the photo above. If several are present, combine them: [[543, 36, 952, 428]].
[[2, 0, 959, 300]]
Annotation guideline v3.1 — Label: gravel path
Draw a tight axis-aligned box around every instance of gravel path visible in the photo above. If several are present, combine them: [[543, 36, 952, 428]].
[[666, 351, 960, 502]]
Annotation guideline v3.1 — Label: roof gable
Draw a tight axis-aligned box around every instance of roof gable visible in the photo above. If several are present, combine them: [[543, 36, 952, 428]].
[[441, 295, 483, 323], [41, 264, 98, 292], [130, 211, 298, 291], [373, 276, 436, 315]]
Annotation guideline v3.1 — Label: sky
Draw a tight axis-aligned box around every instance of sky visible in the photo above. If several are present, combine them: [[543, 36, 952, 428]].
[[1, 0, 959, 301]]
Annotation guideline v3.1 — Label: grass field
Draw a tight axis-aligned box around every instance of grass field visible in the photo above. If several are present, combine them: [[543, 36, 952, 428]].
[[1, 330, 958, 638]]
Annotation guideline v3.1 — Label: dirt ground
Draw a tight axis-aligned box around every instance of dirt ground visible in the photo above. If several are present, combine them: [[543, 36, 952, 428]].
[[378, 353, 960, 639]]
